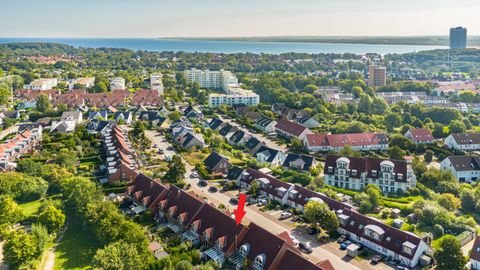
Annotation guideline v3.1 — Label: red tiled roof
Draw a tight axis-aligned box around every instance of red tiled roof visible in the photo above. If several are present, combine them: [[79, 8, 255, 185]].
[[306, 133, 388, 147], [408, 128, 434, 142], [471, 236, 480, 262], [275, 119, 309, 137]]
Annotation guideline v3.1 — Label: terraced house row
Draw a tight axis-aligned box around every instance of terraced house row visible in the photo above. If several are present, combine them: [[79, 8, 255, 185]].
[[0, 126, 42, 170], [127, 174, 334, 270], [101, 125, 138, 183]]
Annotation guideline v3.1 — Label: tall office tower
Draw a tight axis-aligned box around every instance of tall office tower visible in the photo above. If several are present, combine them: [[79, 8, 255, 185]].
[[368, 65, 387, 87], [450, 27, 467, 49]]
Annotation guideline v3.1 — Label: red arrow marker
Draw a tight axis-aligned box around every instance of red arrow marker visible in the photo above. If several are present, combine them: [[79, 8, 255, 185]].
[[234, 193, 247, 225]]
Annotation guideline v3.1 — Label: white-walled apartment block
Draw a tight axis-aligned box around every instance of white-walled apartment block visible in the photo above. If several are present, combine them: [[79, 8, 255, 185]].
[[184, 69, 260, 107], [68, 77, 95, 90], [110, 77, 126, 90], [25, 78, 58, 91], [150, 73, 164, 96], [184, 68, 238, 91]]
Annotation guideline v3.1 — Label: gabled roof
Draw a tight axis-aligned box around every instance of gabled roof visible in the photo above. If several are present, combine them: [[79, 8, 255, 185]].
[[219, 123, 238, 137], [245, 137, 262, 151], [275, 119, 309, 137], [340, 207, 422, 260], [226, 166, 244, 181], [254, 146, 281, 163], [324, 155, 409, 182], [88, 111, 108, 120], [209, 118, 223, 130], [229, 130, 245, 144], [203, 152, 229, 172], [113, 111, 132, 120], [306, 133, 389, 148], [407, 128, 434, 142], [127, 174, 169, 211], [255, 117, 274, 128], [282, 154, 315, 171], [444, 156, 480, 171], [471, 235, 480, 262], [138, 111, 160, 121], [450, 133, 480, 145]]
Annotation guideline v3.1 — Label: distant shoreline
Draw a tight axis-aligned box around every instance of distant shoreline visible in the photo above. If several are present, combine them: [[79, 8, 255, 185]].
[[159, 36, 480, 46]]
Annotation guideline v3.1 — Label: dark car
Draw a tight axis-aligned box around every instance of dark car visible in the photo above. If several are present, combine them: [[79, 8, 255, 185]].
[[339, 240, 352, 250], [298, 242, 313, 254], [230, 198, 239, 205], [208, 186, 218, 193], [337, 235, 347, 243], [307, 227, 319, 235], [198, 180, 208, 187], [371, 255, 383, 264]]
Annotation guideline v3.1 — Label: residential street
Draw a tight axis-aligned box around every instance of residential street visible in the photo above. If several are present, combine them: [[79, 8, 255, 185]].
[[217, 115, 289, 152], [144, 129, 395, 270]]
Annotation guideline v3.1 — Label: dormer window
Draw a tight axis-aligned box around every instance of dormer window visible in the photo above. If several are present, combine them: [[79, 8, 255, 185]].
[[239, 243, 250, 258]]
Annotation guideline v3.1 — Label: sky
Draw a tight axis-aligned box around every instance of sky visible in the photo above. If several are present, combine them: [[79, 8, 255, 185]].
[[2, 0, 480, 37]]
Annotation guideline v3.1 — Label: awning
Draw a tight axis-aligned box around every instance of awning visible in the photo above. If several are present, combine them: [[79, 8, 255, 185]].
[[203, 246, 225, 263]]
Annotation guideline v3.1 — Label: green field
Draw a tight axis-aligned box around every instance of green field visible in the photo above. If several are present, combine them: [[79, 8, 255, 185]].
[[19, 199, 43, 217], [54, 215, 101, 270]]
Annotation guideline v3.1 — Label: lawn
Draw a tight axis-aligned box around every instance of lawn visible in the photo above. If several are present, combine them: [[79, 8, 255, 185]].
[[54, 215, 101, 270], [19, 199, 43, 218], [181, 151, 209, 166]]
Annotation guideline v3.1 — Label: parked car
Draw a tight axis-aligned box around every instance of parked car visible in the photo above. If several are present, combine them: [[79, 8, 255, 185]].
[[257, 199, 267, 206], [396, 266, 410, 270], [153, 144, 158, 148], [339, 240, 352, 250], [298, 242, 313, 254], [307, 227, 319, 235], [337, 235, 348, 243], [371, 255, 383, 264], [208, 186, 218, 193], [247, 198, 257, 206], [190, 172, 199, 178], [279, 212, 292, 220], [230, 198, 239, 205], [198, 180, 208, 187]]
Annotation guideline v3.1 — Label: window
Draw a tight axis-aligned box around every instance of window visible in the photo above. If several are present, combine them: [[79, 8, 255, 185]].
[[239, 244, 250, 258]]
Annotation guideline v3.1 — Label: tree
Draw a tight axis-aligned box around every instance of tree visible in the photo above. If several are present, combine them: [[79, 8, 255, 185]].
[[0, 82, 11, 105], [357, 93, 372, 113], [303, 84, 317, 94], [437, 193, 461, 211], [249, 181, 260, 196], [365, 184, 382, 209], [38, 205, 66, 233], [175, 260, 193, 270], [0, 196, 24, 225], [290, 138, 303, 151], [448, 120, 466, 134], [168, 111, 182, 121], [384, 113, 402, 132], [3, 230, 39, 267], [164, 155, 186, 184], [424, 150, 434, 163], [36, 94, 51, 112], [56, 149, 77, 168], [17, 158, 43, 176], [434, 235, 467, 270], [93, 241, 148, 270], [304, 200, 339, 233], [433, 123, 445, 138], [31, 223, 50, 254], [388, 146, 406, 160]]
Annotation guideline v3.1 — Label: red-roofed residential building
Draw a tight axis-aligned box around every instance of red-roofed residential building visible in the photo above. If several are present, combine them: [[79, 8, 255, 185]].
[[404, 128, 434, 144], [275, 119, 313, 140], [0, 127, 42, 170], [470, 235, 480, 270], [324, 155, 417, 193], [304, 133, 389, 153], [103, 125, 138, 183]]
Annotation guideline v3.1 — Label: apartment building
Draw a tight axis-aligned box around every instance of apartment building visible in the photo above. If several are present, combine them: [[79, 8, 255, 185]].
[[68, 77, 95, 90], [450, 26, 467, 49], [150, 73, 164, 96], [368, 65, 387, 87], [0, 127, 42, 170], [304, 132, 388, 153], [110, 77, 126, 90], [184, 68, 237, 90], [324, 155, 417, 193], [102, 125, 138, 183], [25, 78, 58, 91], [208, 90, 260, 107]]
